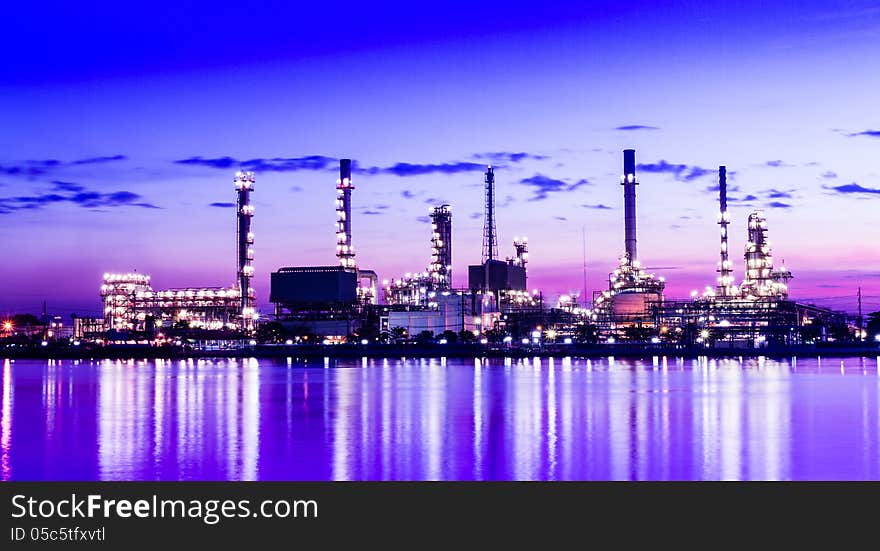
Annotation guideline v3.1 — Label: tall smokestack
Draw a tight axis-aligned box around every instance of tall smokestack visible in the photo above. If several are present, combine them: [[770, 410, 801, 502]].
[[717, 165, 733, 296], [234, 170, 255, 330], [336, 158, 355, 269], [622, 149, 638, 262], [482, 165, 498, 263]]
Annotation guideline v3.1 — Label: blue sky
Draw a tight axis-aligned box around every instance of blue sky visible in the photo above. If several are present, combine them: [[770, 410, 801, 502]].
[[1, 0, 879, 316]]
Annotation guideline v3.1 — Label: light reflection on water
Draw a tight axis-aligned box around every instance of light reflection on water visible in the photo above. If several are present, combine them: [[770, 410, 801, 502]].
[[1, 356, 879, 481]]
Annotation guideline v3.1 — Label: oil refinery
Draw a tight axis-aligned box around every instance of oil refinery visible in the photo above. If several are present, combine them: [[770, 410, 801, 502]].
[[4, 147, 868, 355]]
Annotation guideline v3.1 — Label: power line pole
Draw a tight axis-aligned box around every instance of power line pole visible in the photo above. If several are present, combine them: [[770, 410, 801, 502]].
[[858, 287, 863, 341], [582, 225, 588, 307]]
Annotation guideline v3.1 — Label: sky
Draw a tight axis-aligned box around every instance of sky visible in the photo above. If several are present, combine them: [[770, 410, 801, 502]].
[[1, 0, 879, 317]]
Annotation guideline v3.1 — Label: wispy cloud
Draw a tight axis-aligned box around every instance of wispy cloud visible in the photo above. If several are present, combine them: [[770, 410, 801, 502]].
[[469, 212, 482, 220], [823, 183, 880, 195], [846, 130, 880, 138], [400, 190, 423, 199], [763, 188, 796, 199], [704, 183, 741, 194], [821, 171, 838, 179], [0, 181, 159, 214], [0, 155, 128, 178], [581, 203, 612, 210], [209, 202, 235, 208], [766, 201, 793, 209], [70, 155, 127, 165], [517, 174, 591, 201], [637, 160, 712, 182], [615, 125, 660, 131], [364, 161, 486, 177], [471, 152, 548, 163], [175, 155, 336, 172], [764, 160, 793, 168]]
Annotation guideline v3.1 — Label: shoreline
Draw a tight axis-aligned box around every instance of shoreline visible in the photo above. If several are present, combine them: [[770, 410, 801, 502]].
[[4, 343, 878, 361]]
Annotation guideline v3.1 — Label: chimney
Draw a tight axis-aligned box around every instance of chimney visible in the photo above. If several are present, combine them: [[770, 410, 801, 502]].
[[622, 149, 638, 262]]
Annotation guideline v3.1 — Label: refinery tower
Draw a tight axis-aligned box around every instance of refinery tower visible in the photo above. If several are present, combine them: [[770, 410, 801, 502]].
[[592, 149, 665, 327]]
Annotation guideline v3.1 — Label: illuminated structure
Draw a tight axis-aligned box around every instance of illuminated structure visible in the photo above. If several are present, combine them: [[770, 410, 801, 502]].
[[384, 204, 453, 306], [235, 170, 257, 330], [429, 204, 452, 290], [101, 273, 152, 330], [510, 237, 528, 269], [592, 149, 665, 333], [101, 273, 242, 331], [647, 166, 847, 348], [482, 165, 498, 263], [336, 159, 356, 270], [468, 166, 529, 298], [740, 211, 792, 299], [100, 170, 257, 333], [716, 166, 735, 297]]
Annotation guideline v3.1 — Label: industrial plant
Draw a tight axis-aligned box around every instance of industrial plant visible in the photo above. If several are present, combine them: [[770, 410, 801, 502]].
[[96, 170, 258, 339], [3, 146, 868, 355]]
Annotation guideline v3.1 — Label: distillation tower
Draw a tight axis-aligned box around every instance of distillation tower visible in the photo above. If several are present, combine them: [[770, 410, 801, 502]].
[[592, 149, 665, 329], [429, 204, 453, 290], [716, 166, 735, 297], [384, 204, 454, 307], [336, 159, 356, 270], [235, 170, 256, 330]]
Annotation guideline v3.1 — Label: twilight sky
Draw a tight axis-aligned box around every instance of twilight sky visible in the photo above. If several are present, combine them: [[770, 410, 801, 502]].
[[1, 0, 879, 317]]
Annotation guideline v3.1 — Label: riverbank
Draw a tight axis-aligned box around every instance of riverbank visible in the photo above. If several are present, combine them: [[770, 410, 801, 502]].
[[3, 342, 878, 360]]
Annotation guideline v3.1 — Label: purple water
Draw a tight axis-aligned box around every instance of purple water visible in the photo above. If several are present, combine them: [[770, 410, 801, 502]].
[[2, 356, 879, 480]]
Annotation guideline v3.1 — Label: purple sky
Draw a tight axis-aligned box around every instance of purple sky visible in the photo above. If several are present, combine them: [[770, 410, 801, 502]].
[[1, 1, 879, 317]]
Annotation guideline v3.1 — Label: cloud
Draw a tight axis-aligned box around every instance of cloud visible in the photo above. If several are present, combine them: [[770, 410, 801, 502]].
[[704, 183, 741, 194], [400, 190, 423, 199], [209, 202, 236, 208], [766, 201, 793, 209], [362, 210, 384, 215], [469, 212, 482, 220], [636, 160, 712, 182], [846, 130, 880, 138], [821, 171, 838, 179], [581, 203, 612, 210], [290, 185, 304, 192], [554, 216, 567, 221], [498, 195, 517, 208], [0, 181, 159, 214], [764, 160, 793, 168], [416, 216, 431, 223], [175, 155, 336, 172], [52, 181, 86, 192], [0, 156, 127, 178], [369, 161, 486, 177], [517, 174, 590, 201], [823, 183, 880, 195], [177, 155, 513, 179], [736, 194, 759, 202], [763, 188, 795, 199], [472, 152, 548, 163], [70, 155, 128, 165], [614, 125, 660, 131]]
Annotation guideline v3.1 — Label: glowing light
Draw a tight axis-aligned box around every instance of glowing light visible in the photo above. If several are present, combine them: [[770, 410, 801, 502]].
[[1, 322, 11, 332]]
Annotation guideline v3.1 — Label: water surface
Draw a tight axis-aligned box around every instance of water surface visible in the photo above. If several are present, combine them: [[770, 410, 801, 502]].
[[2, 356, 879, 480]]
